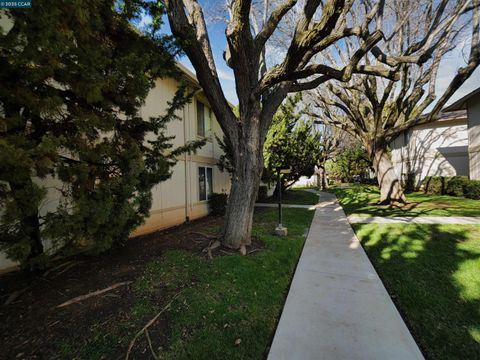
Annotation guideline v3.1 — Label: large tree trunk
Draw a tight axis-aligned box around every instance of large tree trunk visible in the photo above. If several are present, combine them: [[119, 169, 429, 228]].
[[318, 165, 327, 190], [10, 179, 44, 263], [372, 146, 406, 204], [222, 117, 265, 249]]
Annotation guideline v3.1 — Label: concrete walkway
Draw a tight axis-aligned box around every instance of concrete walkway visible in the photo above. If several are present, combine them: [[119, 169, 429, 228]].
[[348, 215, 480, 224], [268, 192, 424, 360]]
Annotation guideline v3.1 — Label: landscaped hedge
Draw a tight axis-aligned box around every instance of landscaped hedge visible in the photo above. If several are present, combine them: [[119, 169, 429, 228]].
[[209, 193, 228, 216], [464, 180, 480, 200], [423, 176, 448, 195], [257, 185, 268, 202], [423, 176, 480, 200], [445, 176, 470, 197]]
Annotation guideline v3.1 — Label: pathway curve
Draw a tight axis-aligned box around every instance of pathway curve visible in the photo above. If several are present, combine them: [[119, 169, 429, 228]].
[[348, 215, 480, 224], [267, 192, 424, 360]]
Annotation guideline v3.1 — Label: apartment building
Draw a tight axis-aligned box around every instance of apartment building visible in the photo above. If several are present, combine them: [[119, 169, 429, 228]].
[[132, 64, 231, 236]]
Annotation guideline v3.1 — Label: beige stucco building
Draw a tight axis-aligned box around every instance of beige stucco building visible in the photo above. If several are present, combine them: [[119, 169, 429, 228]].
[[391, 87, 480, 186], [132, 65, 231, 236], [445, 87, 480, 180], [391, 110, 469, 187]]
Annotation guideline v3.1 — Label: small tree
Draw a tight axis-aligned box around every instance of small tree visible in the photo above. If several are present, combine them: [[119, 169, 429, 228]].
[[326, 144, 371, 182], [0, 1, 204, 268], [264, 95, 322, 192]]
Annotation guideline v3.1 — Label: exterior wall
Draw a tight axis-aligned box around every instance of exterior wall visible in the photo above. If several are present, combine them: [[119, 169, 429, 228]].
[[467, 93, 480, 179], [391, 118, 469, 186], [131, 77, 231, 237], [294, 175, 318, 187]]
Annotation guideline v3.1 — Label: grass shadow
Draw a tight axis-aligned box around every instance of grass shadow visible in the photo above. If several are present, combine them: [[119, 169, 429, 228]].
[[329, 184, 480, 217], [354, 223, 480, 359]]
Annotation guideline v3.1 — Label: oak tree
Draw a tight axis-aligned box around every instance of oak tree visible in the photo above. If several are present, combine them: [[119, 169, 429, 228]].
[[310, 0, 479, 203]]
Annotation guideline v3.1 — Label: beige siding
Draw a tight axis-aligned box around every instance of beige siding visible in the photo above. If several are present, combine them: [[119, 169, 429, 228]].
[[132, 77, 231, 236], [467, 93, 480, 179], [391, 118, 469, 186]]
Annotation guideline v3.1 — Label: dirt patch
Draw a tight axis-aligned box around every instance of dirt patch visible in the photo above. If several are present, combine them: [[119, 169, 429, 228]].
[[367, 201, 457, 211], [0, 215, 264, 359], [417, 202, 457, 209]]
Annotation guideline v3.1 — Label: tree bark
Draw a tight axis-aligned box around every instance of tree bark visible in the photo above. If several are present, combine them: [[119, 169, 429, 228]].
[[318, 165, 327, 190], [10, 179, 44, 262], [372, 146, 406, 204], [222, 115, 265, 249]]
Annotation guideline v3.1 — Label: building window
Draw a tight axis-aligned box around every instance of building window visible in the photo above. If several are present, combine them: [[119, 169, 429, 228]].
[[403, 130, 410, 146], [199, 166, 213, 201], [197, 100, 211, 137]]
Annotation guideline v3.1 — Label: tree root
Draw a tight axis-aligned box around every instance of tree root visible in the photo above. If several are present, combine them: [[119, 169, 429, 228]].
[[56, 281, 132, 308], [42, 260, 77, 277], [202, 240, 221, 260], [4, 287, 29, 306], [239, 245, 247, 256], [125, 291, 183, 360], [51, 262, 81, 278], [145, 329, 159, 360], [189, 231, 220, 240]]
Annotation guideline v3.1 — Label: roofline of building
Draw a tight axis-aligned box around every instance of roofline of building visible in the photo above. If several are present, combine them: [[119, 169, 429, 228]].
[[175, 61, 200, 87], [444, 87, 480, 112], [419, 109, 467, 123], [174, 61, 237, 109]]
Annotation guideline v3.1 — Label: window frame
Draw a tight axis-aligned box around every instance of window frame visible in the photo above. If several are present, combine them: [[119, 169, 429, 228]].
[[196, 100, 212, 139], [198, 166, 213, 201]]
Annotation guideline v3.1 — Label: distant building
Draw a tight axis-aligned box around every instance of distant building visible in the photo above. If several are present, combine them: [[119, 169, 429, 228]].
[[391, 86, 480, 187], [131, 64, 231, 236], [445, 87, 480, 180]]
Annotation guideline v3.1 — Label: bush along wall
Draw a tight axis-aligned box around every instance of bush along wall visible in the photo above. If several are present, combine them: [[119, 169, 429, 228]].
[[423, 176, 480, 200], [209, 193, 228, 216]]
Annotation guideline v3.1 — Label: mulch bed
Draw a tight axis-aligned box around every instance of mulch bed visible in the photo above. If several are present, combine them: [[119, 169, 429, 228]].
[[0, 215, 266, 359]]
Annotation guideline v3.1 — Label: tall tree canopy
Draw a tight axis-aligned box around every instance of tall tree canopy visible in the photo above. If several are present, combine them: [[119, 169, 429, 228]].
[[0, 0, 203, 268], [161, 0, 479, 249], [310, 0, 480, 204]]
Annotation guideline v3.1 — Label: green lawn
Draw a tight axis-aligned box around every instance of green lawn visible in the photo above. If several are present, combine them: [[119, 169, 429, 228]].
[[264, 189, 319, 205], [330, 184, 480, 217], [355, 223, 480, 359], [59, 207, 313, 359]]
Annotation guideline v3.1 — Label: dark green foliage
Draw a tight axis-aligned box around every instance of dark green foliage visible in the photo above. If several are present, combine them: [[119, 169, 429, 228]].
[[257, 185, 268, 202], [209, 193, 228, 216], [263, 189, 319, 205], [215, 134, 235, 176], [326, 144, 371, 182], [0, 1, 204, 268], [423, 176, 448, 195], [404, 172, 416, 193], [423, 176, 480, 200], [463, 180, 480, 200], [217, 95, 322, 192], [264, 94, 322, 191], [445, 176, 470, 197]]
